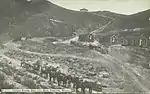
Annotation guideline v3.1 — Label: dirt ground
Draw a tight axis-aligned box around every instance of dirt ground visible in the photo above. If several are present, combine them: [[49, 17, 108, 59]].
[[0, 37, 150, 93]]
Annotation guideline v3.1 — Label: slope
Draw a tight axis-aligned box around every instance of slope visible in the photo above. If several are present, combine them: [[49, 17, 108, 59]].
[[0, 0, 111, 43], [94, 9, 150, 31]]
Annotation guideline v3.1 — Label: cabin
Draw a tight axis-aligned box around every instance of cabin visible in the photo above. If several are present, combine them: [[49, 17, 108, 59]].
[[140, 37, 148, 47], [95, 34, 119, 45], [78, 33, 94, 42], [80, 8, 88, 12], [26, 0, 44, 3], [98, 36, 110, 44], [148, 37, 150, 46], [12, 37, 22, 42], [121, 36, 148, 47], [21, 37, 27, 41], [110, 35, 119, 45], [121, 36, 140, 46]]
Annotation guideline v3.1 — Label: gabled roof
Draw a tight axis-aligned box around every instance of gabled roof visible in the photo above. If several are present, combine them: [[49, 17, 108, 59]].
[[123, 36, 146, 40], [80, 8, 88, 11], [79, 33, 93, 36]]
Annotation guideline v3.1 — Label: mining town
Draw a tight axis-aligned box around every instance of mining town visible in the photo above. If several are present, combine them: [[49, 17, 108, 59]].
[[0, 0, 150, 94]]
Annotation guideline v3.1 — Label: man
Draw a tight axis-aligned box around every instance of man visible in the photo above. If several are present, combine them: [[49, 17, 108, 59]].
[[41, 66, 47, 78], [81, 80, 86, 94], [56, 71, 63, 86], [51, 69, 56, 83], [52, 67, 57, 72], [63, 74, 68, 87], [67, 75, 72, 87], [73, 76, 80, 92], [44, 64, 50, 78], [47, 66, 52, 81], [48, 70, 52, 82], [85, 81, 94, 94], [33, 60, 41, 72], [25, 62, 32, 71], [21, 60, 25, 67]]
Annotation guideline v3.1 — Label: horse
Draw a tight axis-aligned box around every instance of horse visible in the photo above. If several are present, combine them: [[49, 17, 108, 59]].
[[56, 72, 64, 86], [84, 80, 102, 93], [32, 62, 41, 74], [62, 74, 68, 87]]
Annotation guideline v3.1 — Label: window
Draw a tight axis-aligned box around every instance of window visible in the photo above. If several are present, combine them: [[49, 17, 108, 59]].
[[112, 37, 116, 43], [89, 35, 92, 40]]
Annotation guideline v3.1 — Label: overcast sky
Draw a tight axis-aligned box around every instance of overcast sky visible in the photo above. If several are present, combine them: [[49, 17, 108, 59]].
[[49, 0, 150, 15]]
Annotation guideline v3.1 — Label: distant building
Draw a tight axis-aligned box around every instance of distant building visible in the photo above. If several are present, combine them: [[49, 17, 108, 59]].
[[21, 37, 27, 41], [121, 36, 148, 47], [78, 33, 94, 42], [110, 35, 119, 45], [80, 8, 88, 12], [26, 0, 44, 3], [98, 36, 110, 44], [26, 0, 31, 2]]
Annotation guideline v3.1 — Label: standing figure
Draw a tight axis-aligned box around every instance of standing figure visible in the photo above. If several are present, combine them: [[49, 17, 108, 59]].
[[74, 77, 80, 92], [81, 80, 86, 94], [51, 68, 57, 83], [57, 72, 63, 86], [47, 66, 52, 81], [33, 60, 41, 74], [63, 74, 68, 87], [21, 60, 25, 67], [67, 75, 72, 87]]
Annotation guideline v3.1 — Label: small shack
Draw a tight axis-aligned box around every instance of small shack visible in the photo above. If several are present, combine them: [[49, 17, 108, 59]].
[[80, 8, 88, 12], [110, 35, 119, 45], [78, 33, 94, 42], [121, 36, 148, 47]]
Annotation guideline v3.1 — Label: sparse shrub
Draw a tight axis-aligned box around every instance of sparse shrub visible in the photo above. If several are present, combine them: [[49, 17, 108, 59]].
[[26, 74, 33, 78], [0, 72, 5, 89], [2, 81, 15, 89], [141, 63, 150, 69], [2, 68, 13, 76], [13, 75, 22, 83], [0, 62, 5, 67], [21, 78, 37, 89], [0, 72, 5, 81], [16, 70, 25, 76], [33, 76, 38, 80]]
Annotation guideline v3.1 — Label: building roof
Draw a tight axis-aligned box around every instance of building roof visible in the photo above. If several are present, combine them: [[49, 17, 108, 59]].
[[118, 31, 141, 37], [123, 36, 146, 40], [79, 33, 93, 36], [80, 8, 88, 12]]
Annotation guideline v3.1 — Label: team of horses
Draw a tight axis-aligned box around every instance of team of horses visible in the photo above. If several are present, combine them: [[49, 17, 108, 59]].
[[20, 60, 102, 94]]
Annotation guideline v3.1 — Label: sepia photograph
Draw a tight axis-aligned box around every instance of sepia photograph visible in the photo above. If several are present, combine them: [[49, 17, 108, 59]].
[[0, 0, 150, 94]]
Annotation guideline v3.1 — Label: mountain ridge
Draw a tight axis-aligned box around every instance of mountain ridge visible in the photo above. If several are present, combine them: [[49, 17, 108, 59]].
[[0, 0, 150, 43]]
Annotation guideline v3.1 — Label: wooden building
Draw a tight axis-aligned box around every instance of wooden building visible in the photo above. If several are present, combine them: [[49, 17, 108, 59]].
[[80, 8, 88, 12], [78, 33, 94, 42], [121, 36, 148, 47], [110, 35, 119, 45]]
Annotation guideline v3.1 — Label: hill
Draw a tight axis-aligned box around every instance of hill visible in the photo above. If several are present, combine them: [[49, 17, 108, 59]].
[[94, 9, 150, 30], [0, 0, 111, 43], [0, 0, 50, 34], [0, 0, 150, 43]]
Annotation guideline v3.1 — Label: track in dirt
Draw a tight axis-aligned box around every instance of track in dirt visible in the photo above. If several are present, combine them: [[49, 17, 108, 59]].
[[1, 41, 150, 93]]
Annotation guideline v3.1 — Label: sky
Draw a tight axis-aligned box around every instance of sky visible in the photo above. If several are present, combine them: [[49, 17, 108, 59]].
[[49, 0, 150, 15]]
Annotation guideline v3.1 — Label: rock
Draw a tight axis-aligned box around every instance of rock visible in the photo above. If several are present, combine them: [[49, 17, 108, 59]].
[[100, 71, 110, 78]]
